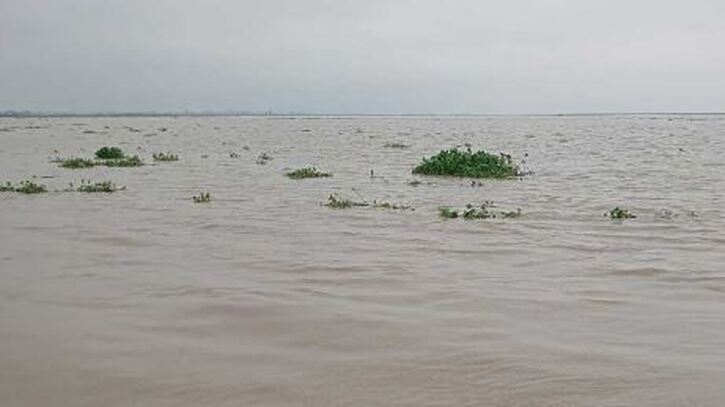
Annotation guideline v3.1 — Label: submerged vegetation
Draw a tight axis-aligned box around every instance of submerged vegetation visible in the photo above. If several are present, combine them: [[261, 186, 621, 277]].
[[383, 142, 410, 149], [153, 152, 179, 162], [286, 167, 332, 179], [439, 202, 522, 220], [608, 207, 636, 220], [0, 180, 48, 194], [413, 148, 520, 178], [193, 192, 211, 203]]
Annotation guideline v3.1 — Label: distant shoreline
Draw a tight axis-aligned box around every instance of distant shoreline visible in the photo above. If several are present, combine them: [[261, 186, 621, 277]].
[[1, 112, 724, 118]]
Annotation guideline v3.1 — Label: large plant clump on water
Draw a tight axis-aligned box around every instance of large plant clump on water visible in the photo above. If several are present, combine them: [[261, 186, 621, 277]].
[[413, 148, 520, 179]]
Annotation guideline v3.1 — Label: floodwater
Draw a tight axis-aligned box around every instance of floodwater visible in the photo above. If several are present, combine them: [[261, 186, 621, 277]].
[[1, 115, 724, 406]]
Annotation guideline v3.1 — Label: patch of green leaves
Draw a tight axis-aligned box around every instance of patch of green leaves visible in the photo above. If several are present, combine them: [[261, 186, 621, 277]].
[[76, 180, 122, 193], [101, 155, 144, 167], [287, 166, 332, 179], [439, 202, 522, 220], [58, 157, 96, 169], [1, 180, 47, 194], [153, 152, 179, 162], [413, 148, 520, 178], [95, 146, 125, 159], [608, 207, 636, 219], [193, 192, 211, 203]]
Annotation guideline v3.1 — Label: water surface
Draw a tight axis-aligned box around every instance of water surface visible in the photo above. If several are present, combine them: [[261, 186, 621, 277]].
[[1, 115, 724, 406]]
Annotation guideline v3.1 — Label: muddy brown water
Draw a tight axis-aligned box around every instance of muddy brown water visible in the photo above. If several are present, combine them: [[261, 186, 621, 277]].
[[1, 115, 724, 406]]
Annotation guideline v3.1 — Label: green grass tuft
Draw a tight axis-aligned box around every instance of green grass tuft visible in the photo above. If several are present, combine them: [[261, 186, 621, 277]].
[[286, 166, 332, 179], [413, 148, 520, 178]]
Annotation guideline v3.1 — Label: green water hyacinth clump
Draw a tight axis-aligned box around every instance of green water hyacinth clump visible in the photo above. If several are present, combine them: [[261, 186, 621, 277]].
[[153, 152, 179, 162], [58, 157, 96, 169], [413, 148, 520, 178], [286, 167, 332, 179], [101, 155, 144, 167], [325, 194, 354, 209], [608, 207, 636, 219], [95, 146, 125, 160], [193, 192, 211, 203], [1, 180, 48, 194], [76, 180, 122, 193], [439, 202, 522, 220]]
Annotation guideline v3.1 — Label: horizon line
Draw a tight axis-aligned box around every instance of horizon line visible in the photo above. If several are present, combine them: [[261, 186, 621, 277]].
[[1, 110, 724, 118]]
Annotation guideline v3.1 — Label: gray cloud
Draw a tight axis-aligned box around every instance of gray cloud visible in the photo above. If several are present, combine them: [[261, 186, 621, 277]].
[[1, 0, 724, 113]]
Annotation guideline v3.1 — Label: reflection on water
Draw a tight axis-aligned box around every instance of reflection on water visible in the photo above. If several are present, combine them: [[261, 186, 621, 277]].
[[1, 115, 725, 406]]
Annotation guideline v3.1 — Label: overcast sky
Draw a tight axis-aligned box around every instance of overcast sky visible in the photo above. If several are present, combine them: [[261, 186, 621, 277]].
[[1, 0, 724, 114]]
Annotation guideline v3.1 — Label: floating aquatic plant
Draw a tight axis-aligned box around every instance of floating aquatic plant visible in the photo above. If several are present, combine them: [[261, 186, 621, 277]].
[[101, 155, 144, 167], [608, 207, 636, 220], [438, 207, 460, 219], [371, 200, 413, 211], [1, 180, 48, 194], [413, 148, 520, 178], [75, 180, 123, 193], [256, 152, 273, 165], [439, 202, 522, 220], [193, 192, 211, 203], [58, 157, 96, 169], [286, 166, 332, 179], [325, 194, 355, 209], [324, 193, 411, 210], [152, 152, 179, 162], [95, 146, 125, 159]]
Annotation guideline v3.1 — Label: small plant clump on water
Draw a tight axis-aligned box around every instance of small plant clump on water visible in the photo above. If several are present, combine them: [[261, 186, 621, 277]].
[[371, 200, 413, 211], [438, 207, 459, 219], [256, 152, 273, 165], [95, 146, 125, 160], [324, 194, 412, 211], [1, 180, 48, 194], [56, 147, 143, 168], [608, 207, 636, 220], [413, 148, 520, 179], [75, 180, 123, 193], [286, 167, 332, 179], [59, 157, 96, 169], [101, 155, 144, 167], [152, 152, 179, 162], [439, 202, 522, 220], [325, 194, 355, 209], [193, 192, 211, 203]]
